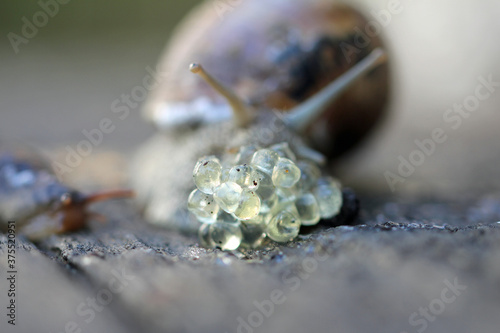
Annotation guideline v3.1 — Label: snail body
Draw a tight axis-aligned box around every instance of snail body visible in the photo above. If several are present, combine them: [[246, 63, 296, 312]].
[[133, 0, 390, 233], [0, 145, 133, 240]]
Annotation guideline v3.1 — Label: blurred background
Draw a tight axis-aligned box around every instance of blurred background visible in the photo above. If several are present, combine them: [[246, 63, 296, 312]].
[[1, 0, 500, 196], [0, 0, 200, 188]]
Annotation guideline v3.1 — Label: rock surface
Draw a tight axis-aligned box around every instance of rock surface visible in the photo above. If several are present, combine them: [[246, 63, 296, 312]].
[[2, 193, 500, 333]]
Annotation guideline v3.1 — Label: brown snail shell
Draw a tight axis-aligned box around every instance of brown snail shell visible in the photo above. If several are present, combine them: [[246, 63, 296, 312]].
[[144, 0, 390, 158], [133, 0, 390, 231]]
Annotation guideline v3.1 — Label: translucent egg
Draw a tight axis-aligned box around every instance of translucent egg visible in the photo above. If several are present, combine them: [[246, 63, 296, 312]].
[[198, 223, 215, 248], [209, 222, 243, 250], [313, 177, 343, 218], [234, 190, 261, 220], [245, 213, 270, 226], [193, 156, 222, 194], [271, 190, 300, 220], [217, 210, 239, 224], [239, 222, 267, 249], [251, 149, 280, 174], [228, 164, 260, 189], [266, 211, 301, 242], [296, 160, 321, 192], [274, 187, 299, 208], [260, 193, 278, 214], [187, 189, 219, 223], [221, 167, 230, 183], [235, 145, 260, 165], [255, 171, 276, 201], [270, 142, 296, 161], [295, 193, 320, 226], [189, 141, 344, 250], [272, 158, 301, 188], [214, 182, 243, 213]]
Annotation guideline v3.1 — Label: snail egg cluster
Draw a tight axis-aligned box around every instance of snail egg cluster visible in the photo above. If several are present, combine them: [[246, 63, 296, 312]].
[[188, 143, 342, 250]]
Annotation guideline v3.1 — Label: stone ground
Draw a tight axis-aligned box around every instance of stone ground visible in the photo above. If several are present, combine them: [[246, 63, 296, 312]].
[[2, 191, 500, 333]]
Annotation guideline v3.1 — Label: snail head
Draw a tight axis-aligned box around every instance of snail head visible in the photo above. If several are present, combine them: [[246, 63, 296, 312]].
[[53, 189, 134, 233], [189, 48, 387, 132]]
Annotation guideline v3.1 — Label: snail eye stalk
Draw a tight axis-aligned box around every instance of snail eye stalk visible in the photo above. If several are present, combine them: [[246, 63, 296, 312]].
[[59, 191, 86, 207], [83, 189, 135, 205], [57, 189, 134, 232], [284, 48, 388, 132], [189, 63, 254, 127]]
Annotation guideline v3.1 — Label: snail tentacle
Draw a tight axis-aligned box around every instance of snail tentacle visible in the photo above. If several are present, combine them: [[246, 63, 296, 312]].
[[284, 48, 388, 132], [189, 63, 254, 127]]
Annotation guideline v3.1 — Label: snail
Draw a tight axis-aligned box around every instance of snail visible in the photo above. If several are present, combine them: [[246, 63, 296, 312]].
[[131, 0, 390, 235], [144, 0, 390, 157], [0, 144, 134, 240]]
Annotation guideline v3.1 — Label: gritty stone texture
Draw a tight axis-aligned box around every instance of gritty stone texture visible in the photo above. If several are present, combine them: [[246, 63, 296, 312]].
[[2, 193, 500, 333]]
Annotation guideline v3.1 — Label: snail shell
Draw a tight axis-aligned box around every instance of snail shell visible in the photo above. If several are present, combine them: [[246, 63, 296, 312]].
[[133, 0, 390, 231], [144, 0, 389, 157]]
